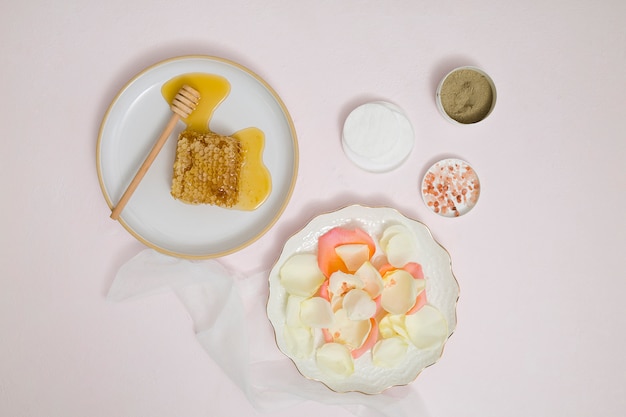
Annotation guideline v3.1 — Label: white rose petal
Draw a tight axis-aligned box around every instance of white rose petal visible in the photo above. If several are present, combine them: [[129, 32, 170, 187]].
[[385, 230, 417, 268], [335, 243, 370, 272], [316, 342, 354, 377], [328, 271, 364, 297], [327, 308, 372, 349], [354, 261, 384, 298], [283, 325, 314, 358], [379, 225, 407, 252], [379, 313, 409, 339], [300, 297, 334, 328], [280, 254, 326, 297], [330, 293, 343, 312], [372, 337, 409, 368], [285, 295, 306, 327], [381, 269, 417, 314], [343, 289, 376, 320], [405, 305, 448, 350]]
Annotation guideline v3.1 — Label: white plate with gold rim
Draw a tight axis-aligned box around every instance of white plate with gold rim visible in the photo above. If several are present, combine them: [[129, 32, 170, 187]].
[[97, 55, 298, 258], [267, 205, 459, 394]]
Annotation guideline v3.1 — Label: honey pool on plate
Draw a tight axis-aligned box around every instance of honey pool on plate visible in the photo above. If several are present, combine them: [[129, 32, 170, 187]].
[[162, 73, 272, 210]]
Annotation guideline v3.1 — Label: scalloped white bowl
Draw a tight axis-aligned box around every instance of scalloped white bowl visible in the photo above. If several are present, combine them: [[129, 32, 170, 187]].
[[266, 205, 459, 394]]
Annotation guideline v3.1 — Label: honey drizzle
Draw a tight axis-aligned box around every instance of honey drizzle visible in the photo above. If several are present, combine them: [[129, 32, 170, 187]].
[[162, 73, 271, 211]]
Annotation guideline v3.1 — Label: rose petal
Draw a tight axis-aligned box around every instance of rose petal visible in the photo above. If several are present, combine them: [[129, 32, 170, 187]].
[[322, 327, 334, 343], [385, 230, 417, 268], [354, 261, 384, 298], [327, 308, 372, 349], [379, 224, 406, 252], [283, 325, 314, 358], [379, 313, 409, 339], [405, 305, 448, 350], [343, 289, 376, 320], [280, 253, 326, 297], [328, 271, 364, 297], [372, 337, 409, 368], [318, 279, 330, 301], [316, 342, 354, 377], [403, 262, 424, 279], [300, 297, 334, 328], [285, 295, 306, 327], [378, 263, 396, 277], [335, 243, 370, 272], [381, 269, 417, 314], [379, 224, 418, 268], [330, 293, 344, 312], [318, 227, 375, 277], [351, 318, 378, 359], [406, 286, 428, 315], [378, 263, 423, 280]]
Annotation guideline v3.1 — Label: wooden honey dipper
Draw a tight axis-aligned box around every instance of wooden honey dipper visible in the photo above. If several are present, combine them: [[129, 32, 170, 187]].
[[110, 85, 200, 220]]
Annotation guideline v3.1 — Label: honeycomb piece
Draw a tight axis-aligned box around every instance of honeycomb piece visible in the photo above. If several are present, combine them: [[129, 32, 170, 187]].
[[171, 130, 243, 207]]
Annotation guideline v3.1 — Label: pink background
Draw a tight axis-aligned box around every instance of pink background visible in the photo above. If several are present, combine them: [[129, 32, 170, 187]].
[[2, 1, 626, 416]]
